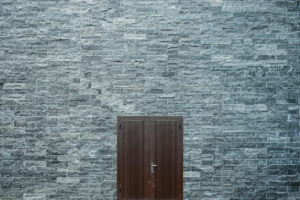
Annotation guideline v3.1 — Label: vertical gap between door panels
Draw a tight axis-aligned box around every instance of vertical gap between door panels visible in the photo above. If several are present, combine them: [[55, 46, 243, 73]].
[[158, 121, 160, 200], [175, 121, 180, 199], [124, 121, 126, 200], [176, 120, 178, 199], [173, 121, 176, 199], [140, 120, 141, 200]]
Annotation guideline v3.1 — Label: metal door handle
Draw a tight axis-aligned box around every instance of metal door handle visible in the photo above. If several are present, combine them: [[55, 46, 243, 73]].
[[151, 162, 157, 173]]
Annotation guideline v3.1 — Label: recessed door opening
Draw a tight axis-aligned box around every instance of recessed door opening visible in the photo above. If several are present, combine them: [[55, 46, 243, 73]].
[[117, 116, 183, 200]]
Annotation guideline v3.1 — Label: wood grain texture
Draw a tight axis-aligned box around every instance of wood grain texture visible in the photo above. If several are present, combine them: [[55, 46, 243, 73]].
[[117, 116, 183, 200], [122, 120, 146, 199], [154, 121, 179, 200]]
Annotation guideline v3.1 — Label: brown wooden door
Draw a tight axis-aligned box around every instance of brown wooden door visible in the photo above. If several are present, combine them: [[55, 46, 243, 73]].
[[117, 116, 183, 200]]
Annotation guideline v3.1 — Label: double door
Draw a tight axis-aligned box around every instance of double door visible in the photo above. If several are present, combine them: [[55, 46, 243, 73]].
[[117, 116, 183, 200]]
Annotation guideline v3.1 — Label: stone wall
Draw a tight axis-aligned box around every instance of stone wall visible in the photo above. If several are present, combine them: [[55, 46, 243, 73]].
[[1, 0, 300, 199]]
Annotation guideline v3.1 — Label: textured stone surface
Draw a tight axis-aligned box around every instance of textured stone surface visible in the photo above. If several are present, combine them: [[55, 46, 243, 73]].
[[1, 0, 300, 199]]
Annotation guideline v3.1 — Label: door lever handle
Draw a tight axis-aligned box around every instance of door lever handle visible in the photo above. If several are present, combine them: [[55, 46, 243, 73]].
[[151, 162, 157, 173]]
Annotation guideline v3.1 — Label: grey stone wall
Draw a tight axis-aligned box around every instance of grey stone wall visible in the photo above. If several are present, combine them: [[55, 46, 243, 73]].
[[1, 0, 300, 199]]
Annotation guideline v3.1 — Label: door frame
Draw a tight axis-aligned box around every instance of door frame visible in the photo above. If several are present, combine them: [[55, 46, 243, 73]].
[[117, 116, 183, 200]]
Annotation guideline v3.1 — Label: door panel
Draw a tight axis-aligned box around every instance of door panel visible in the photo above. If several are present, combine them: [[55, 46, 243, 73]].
[[119, 120, 150, 199], [117, 116, 183, 200], [154, 121, 179, 200]]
